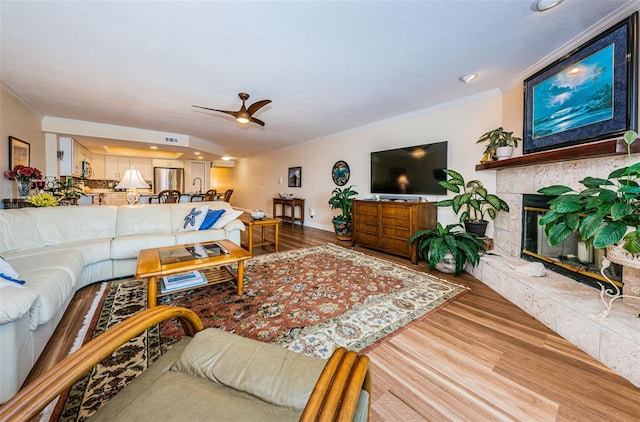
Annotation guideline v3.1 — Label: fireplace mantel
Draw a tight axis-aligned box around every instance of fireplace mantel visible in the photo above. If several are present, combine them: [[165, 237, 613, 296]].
[[476, 138, 637, 171]]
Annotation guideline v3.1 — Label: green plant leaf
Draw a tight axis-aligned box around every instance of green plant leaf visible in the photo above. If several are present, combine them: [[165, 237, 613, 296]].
[[442, 169, 463, 180], [611, 203, 633, 221], [579, 214, 604, 240], [537, 185, 574, 195], [623, 130, 638, 145], [486, 208, 496, 220], [564, 213, 580, 231], [597, 189, 617, 202], [458, 210, 470, 223], [623, 230, 640, 253], [435, 199, 453, 207], [548, 222, 573, 246], [538, 210, 561, 225], [439, 181, 460, 193], [553, 199, 584, 213], [593, 222, 627, 248]]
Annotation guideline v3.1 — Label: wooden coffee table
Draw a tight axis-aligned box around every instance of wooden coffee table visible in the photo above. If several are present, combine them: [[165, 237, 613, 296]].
[[136, 239, 251, 307]]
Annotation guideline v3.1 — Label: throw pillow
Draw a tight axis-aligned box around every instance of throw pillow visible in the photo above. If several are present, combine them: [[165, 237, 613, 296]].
[[179, 205, 209, 232], [0, 256, 25, 286], [200, 209, 226, 230], [212, 209, 244, 229]]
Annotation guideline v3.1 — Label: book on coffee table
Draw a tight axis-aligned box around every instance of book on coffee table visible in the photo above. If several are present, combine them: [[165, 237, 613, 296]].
[[161, 270, 207, 293]]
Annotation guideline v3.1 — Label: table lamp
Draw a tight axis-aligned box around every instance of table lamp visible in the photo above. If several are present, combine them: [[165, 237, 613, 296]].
[[114, 168, 150, 204]]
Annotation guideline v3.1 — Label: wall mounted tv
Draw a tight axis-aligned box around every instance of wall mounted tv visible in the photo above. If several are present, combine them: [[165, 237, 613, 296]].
[[370, 141, 447, 195]]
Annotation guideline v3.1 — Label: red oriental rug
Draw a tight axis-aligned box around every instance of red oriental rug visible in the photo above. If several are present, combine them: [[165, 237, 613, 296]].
[[48, 244, 467, 421]]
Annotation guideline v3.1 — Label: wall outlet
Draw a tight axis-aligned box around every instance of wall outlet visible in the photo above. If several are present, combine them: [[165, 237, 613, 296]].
[[309, 208, 315, 218]]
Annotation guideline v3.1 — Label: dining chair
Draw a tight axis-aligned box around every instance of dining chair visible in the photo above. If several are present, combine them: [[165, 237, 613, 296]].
[[149, 190, 181, 204]]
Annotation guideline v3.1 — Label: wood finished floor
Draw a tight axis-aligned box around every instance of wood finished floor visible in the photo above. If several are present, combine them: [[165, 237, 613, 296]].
[[25, 221, 640, 421]]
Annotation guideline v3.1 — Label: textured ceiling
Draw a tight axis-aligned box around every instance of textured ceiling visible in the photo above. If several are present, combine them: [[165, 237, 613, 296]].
[[0, 0, 635, 160]]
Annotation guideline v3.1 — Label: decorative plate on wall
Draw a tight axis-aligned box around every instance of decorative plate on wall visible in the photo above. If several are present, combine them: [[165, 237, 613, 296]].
[[331, 160, 350, 186]]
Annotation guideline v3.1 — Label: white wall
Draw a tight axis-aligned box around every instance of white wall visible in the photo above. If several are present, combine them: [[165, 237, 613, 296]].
[[234, 91, 504, 234], [0, 84, 45, 199]]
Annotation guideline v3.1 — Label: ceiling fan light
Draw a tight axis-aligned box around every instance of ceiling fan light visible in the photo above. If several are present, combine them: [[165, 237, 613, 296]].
[[236, 116, 250, 124]]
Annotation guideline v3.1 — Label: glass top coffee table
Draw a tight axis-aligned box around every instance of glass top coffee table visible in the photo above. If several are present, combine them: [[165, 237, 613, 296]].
[[136, 239, 251, 307]]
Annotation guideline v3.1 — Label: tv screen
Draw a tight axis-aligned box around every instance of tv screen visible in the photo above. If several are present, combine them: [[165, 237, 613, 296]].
[[370, 141, 447, 195]]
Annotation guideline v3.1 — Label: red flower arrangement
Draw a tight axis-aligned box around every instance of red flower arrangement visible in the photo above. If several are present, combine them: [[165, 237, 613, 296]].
[[4, 165, 43, 183]]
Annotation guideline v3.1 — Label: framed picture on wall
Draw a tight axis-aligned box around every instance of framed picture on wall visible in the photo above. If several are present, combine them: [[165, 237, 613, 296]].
[[9, 136, 30, 168], [288, 166, 301, 187], [523, 12, 638, 154]]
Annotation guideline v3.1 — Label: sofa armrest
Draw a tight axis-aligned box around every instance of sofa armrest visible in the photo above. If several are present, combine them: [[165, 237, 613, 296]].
[[0, 287, 40, 326], [222, 219, 245, 233], [0, 306, 203, 421]]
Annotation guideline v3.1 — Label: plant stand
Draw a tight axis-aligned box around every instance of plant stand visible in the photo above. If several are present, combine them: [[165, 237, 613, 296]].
[[597, 245, 640, 318]]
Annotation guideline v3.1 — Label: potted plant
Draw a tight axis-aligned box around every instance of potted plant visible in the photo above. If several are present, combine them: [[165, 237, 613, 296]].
[[436, 169, 510, 236], [328, 185, 358, 240], [476, 127, 521, 161], [408, 222, 487, 274], [52, 176, 83, 200], [538, 130, 640, 254]]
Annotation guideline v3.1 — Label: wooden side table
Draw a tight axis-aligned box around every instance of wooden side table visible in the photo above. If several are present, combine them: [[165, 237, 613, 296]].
[[2, 198, 35, 209], [241, 217, 280, 254], [272, 197, 305, 227]]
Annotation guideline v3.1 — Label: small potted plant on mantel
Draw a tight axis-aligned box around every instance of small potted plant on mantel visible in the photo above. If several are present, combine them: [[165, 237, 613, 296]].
[[476, 127, 521, 161], [436, 169, 510, 237], [328, 185, 358, 241]]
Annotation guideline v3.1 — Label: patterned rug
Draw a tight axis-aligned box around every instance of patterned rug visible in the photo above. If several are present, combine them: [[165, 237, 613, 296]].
[[50, 244, 467, 421]]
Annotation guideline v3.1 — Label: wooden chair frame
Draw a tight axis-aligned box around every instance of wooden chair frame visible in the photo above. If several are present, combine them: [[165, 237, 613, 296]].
[[0, 306, 371, 422], [149, 189, 181, 203]]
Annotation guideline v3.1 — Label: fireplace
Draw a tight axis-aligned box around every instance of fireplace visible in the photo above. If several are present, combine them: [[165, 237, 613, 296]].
[[520, 194, 622, 291]]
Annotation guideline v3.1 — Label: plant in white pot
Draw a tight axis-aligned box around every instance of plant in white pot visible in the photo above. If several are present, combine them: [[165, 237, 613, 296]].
[[476, 127, 521, 161]]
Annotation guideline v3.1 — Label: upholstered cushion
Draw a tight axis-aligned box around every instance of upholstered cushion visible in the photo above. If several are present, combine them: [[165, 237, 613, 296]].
[[212, 209, 243, 229], [200, 209, 226, 230], [172, 328, 327, 411], [116, 205, 172, 237], [0, 256, 23, 286], [178, 206, 208, 232]]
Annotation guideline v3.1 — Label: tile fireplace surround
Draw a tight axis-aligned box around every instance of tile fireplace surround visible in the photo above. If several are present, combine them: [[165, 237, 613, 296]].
[[467, 152, 640, 388]]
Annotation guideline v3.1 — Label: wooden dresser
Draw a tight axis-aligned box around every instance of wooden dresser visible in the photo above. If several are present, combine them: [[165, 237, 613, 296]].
[[351, 200, 437, 264]]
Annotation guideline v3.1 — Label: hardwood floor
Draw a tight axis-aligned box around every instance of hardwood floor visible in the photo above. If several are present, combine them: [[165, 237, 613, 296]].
[[25, 222, 640, 421]]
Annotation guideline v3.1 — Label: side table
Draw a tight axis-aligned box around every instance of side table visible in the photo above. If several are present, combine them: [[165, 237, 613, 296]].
[[272, 197, 305, 227], [241, 217, 280, 254]]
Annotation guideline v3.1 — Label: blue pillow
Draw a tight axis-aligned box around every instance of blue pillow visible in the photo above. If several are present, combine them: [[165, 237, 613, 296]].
[[200, 209, 226, 230]]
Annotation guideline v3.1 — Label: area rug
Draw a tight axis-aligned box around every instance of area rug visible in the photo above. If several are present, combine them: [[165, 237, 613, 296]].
[[50, 244, 467, 421]]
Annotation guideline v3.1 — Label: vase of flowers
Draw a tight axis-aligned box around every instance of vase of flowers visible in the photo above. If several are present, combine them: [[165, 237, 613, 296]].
[[4, 165, 43, 198]]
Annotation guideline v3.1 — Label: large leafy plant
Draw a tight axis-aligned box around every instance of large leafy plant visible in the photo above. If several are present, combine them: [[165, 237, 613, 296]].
[[436, 169, 510, 222], [328, 185, 358, 223], [408, 222, 487, 275], [538, 130, 640, 253]]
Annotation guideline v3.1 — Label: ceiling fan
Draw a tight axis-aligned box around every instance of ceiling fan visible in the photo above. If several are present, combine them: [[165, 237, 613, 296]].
[[192, 93, 272, 126]]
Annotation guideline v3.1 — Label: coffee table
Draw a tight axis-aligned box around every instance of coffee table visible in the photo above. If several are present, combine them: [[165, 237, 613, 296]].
[[136, 239, 251, 307]]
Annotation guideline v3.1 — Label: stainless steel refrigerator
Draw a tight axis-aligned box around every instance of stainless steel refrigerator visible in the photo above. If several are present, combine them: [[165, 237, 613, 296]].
[[153, 167, 184, 194]]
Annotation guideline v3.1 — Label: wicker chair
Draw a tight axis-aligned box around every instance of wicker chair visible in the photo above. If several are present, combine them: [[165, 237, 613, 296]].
[[149, 189, 181, 204], [0, 306, 371, 422]]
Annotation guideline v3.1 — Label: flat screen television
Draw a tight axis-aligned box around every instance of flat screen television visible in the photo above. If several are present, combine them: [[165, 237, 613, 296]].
[[370, 141, 447, 195]]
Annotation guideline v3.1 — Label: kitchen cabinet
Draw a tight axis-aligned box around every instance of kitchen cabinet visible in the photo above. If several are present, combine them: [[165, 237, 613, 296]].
[[101, 192, 128, 206], [129, 157, 153, 180], [91, 154, 105, 179], [351, 200, 437, 264], [152, 159, 184, 168], [59, 137, 90, 177], [105, 156, 120, 180]]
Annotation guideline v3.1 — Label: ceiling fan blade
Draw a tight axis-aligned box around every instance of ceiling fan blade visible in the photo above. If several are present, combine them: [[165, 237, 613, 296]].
[[249, 116, 266, 127], [247, 99, 272, 115], [192, 105, 238, 118]]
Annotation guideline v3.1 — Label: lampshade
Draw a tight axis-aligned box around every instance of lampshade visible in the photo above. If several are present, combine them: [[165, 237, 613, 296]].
[[115, 168, 150, 189], [115, 168, 150, 204]]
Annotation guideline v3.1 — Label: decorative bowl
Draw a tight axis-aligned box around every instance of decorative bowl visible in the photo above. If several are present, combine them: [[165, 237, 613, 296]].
[[250, 210, 265, 220], [279, 192, 294, 199]]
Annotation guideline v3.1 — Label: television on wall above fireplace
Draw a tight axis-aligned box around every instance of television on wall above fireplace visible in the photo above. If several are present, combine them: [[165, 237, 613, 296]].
[[370, 141, 447, 196]]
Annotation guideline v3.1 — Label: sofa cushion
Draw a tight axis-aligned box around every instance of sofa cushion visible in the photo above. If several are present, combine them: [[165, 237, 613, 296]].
[[0, 286, 39, 325], [33, 206, 118, 246], [212, 209, 243, 229], [0, 209, 44, 254], [169, 201, 231, 232], [16, 268, 77, 328], [5, 239, 112, 266], [173, 229, 227, 245], [117, 205, 173, 237], [172, 328, 327, 411], [178, 205, 208, 232], [111, 234, 176, 260]]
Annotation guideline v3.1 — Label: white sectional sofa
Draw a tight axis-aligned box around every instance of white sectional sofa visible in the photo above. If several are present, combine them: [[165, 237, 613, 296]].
[[0, 201, 245, 403]]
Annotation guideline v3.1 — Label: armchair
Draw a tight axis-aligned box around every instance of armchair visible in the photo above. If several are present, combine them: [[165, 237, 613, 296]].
[[0, 306, 371, 421]]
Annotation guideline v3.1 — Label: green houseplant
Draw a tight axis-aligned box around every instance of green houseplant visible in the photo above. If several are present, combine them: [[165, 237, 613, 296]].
[[328, 185, 358, 240], [476, 127, 521, 161], [408, 222, 487, 275], [538, 130, 640, 254], [436, 169, 510, 236]]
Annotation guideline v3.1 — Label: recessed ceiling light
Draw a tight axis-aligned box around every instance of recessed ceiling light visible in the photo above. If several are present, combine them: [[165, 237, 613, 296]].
[[194, 151, 201, 155], [221, 156, 231, 161], [536, 0, 564, 12], [150, 146, 158, 150], [197, 156, 203, 159], [458, 73, 478, 84]]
